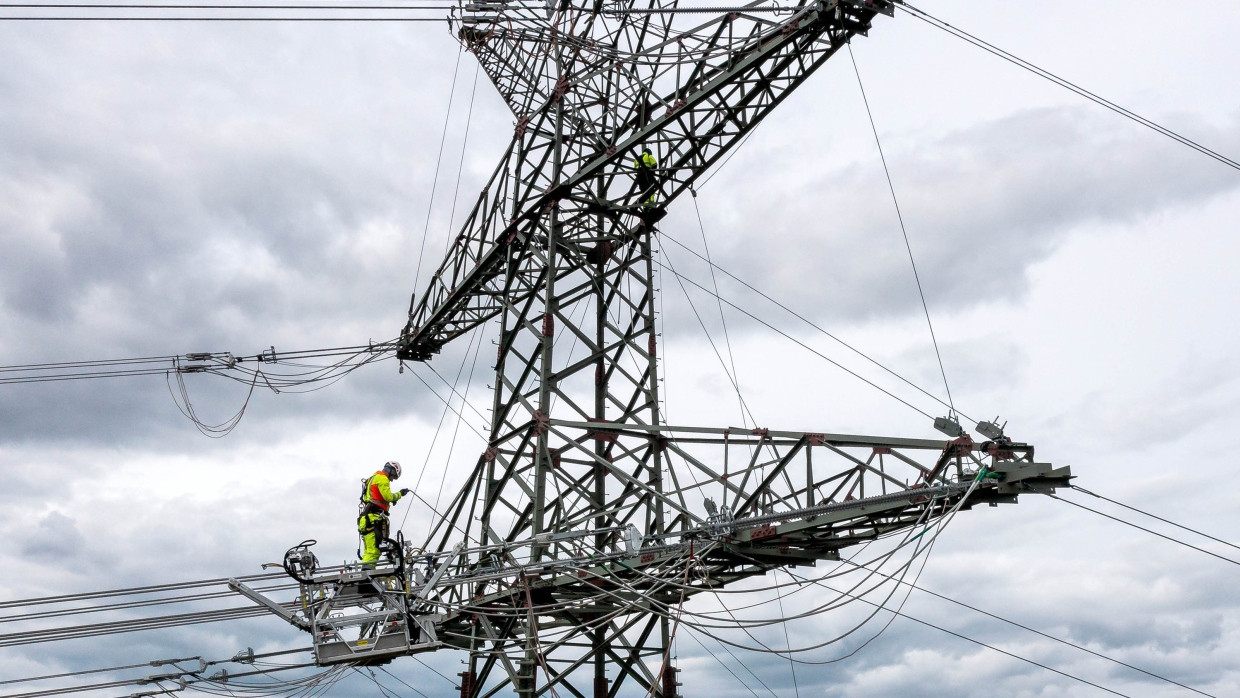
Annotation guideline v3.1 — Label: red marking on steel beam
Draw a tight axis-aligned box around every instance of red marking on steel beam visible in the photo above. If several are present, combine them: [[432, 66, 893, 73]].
[[531, 410, 549, 435], [873, 446, 892, 455], [749, 525, 777, 541], [662, 666, 679, 696], [485, 446, 498, 462], [640, 553, 655, 564], [752, 427, 769, 437], [807, 433, 825, 446], [986, 442, 1015, 460], [458, 671, 476, 698], [648, 335, 657, 357], [514, 114, 530, 138], [543, 313, 554, 337]]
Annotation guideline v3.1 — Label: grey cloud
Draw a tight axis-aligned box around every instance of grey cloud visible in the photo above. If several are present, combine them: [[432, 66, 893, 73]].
[[0, 23, 507, 447], [663, 105, 1240, 334], [18, 510, 83, 558]]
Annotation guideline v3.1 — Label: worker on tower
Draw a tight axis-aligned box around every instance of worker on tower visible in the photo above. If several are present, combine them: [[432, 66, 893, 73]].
[[633, 146, 659, 207], [357, 461, 411, 567]]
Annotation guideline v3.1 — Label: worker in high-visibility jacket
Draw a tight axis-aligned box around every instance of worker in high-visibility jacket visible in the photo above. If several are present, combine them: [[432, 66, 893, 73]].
[[633, 147, 659, 207], [357, 461, 410, 566]]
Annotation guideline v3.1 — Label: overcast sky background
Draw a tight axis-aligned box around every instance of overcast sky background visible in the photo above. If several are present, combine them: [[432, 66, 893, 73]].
[[2, 1, 1239, 696]]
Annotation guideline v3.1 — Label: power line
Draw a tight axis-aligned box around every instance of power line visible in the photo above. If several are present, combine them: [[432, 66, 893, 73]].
[[650, 252, 936, 420], [1049, 492, 1240, 568], [658, 231, 970, 423], [899, 2, 1240, 174], [847, 42, 956, 418], [1071, 485, 1240, 554], [846, 560, 1218, 697], [0, 571, 285, 610], [0, 342, 395, 385], [0, 648, 312, 694], [780, 570, 1134, 698]]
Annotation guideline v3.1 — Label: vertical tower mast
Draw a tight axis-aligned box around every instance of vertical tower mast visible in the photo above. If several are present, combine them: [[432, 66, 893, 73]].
[[232, 2, 1070, 689], [396, 2, 909, 694]]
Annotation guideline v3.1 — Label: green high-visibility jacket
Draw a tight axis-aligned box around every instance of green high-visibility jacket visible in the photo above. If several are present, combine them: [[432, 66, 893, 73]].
[[361, 471, 402, 512]]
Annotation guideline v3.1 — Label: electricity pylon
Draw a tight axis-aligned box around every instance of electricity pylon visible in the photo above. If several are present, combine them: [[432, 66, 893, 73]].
[[237, 2, 1070, 695]]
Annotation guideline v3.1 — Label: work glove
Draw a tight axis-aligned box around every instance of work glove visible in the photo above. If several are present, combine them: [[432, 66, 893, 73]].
[[399, 488, 411, 496]]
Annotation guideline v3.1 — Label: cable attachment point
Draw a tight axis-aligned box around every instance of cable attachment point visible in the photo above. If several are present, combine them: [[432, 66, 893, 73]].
[[933, 415, 965, 438], [975, 416, 1008, 441], [702, 498, 734, 538]]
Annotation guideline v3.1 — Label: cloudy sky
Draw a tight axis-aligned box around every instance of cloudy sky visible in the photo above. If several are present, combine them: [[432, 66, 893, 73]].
[[2, 1, 1239, 696]]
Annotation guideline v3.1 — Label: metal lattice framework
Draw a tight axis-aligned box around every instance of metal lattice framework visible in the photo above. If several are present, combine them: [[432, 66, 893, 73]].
[[362, 1, 1070, 696]]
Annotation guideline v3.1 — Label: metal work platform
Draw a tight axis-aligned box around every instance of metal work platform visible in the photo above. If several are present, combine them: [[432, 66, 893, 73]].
[[232, 428, 1070, 674]]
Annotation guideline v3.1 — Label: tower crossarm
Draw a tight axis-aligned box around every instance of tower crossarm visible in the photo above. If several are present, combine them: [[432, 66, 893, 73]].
[[397, 0, 896, 361]]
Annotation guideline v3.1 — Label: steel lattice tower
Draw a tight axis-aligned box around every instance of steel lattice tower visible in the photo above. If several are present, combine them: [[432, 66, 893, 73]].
[[382, 1, 1069, 695]]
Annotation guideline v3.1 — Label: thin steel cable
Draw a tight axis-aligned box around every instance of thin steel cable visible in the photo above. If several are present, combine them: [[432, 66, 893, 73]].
[[652, 256, 935, 419], [682, 629, 766, 698], [691, 190, 746, 428], [1071, 485, 1240, 553], [658, 231, 970, 423], [0, 14, 451, 20], [657, 236, 762, 426], [773, 569, 800, 698], [413, 44, 465, 300], [1048, 493, 1240, 568], [784, 571, 1134, 698], [440, 58, 482, 263], [0, 572, 285, 610], [431, 319, 486, 514], [847, 560, 1218, 698], [899, 2, 1240, 174], [403, 323, 485, 531], [848, 42, 955, 417]]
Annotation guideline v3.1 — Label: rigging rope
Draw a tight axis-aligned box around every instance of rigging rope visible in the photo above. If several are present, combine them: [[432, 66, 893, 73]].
[[658, 231, 971, 423], [413, 44, 465, 302], [848, 43, 956, 418], [650, 254, 935, 420], [691, 191, 747, 429]]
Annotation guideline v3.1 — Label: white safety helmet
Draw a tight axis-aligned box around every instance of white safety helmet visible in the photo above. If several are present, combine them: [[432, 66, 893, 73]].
[[383, 461, 402, 480]]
